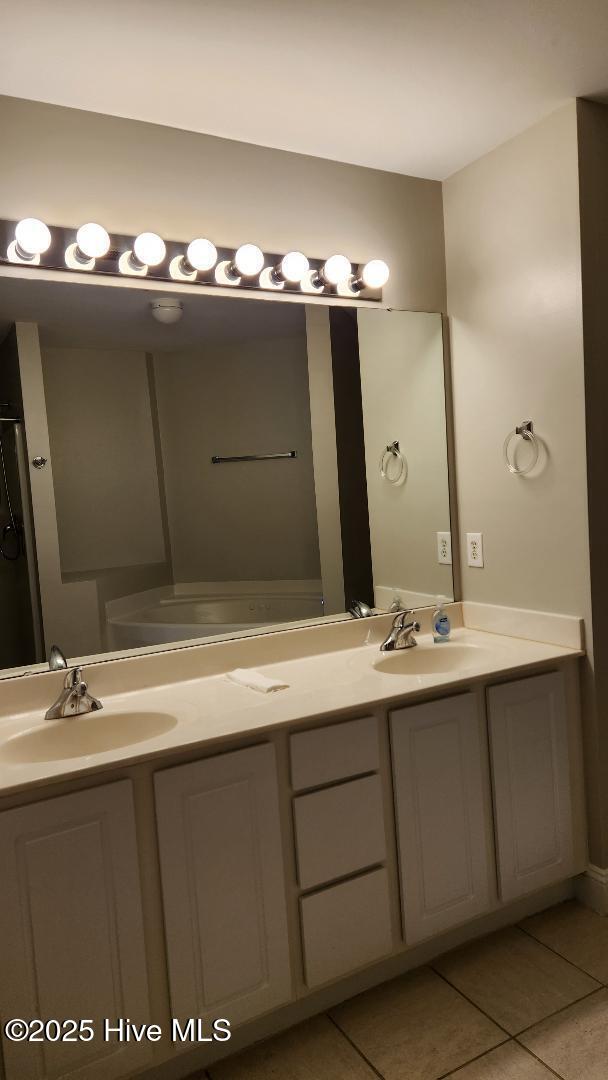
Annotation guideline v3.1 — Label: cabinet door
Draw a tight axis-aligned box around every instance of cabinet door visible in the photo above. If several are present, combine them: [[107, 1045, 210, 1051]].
[[488, 671, 575, 902], [0, 780, 151, 1080], [391, 693, 492, 944], [154, 743, 292, 1026]]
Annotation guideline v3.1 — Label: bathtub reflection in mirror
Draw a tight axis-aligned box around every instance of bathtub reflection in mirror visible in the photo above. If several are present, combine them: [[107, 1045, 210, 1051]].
[[0, 278, 453, 673]]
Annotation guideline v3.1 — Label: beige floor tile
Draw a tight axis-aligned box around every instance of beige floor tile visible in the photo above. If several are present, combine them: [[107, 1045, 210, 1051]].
[[330, 966, 506, 1080], [444, 1041, 558, 1078], [207, 1014, 378, 1080], [520, 900, 608, 983], [519, 987, 608, 1079], [433, 926, 599, 1034]]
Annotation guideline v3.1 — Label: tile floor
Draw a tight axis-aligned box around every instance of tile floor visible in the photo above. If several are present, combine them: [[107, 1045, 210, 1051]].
[[200, 900, 608, 1080]]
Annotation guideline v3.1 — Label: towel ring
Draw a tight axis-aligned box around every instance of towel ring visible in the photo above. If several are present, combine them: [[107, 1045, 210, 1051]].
[[380, 441, 407, 484], [503, 420, 539, 476]]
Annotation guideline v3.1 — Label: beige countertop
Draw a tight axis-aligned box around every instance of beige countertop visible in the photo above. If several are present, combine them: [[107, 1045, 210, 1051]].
[[0, 618, 583, 797]]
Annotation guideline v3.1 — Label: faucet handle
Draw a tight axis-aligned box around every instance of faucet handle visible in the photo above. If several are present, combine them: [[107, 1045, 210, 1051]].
[[393, 608, 415, 628], [64, 666, 83, 689]]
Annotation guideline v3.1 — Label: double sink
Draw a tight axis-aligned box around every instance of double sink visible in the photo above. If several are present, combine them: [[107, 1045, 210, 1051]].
[[0, 638, 499, 766]]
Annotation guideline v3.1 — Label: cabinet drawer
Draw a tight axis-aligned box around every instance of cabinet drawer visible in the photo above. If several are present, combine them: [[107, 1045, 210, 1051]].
[[290, 715, 379, 791], [294, 774, 386, 889], [301, 868, 392, 988]]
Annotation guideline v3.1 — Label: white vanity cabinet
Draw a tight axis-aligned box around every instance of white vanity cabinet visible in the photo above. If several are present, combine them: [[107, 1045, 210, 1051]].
[[390, 692, 494, 944], [154, 743, 292, 1028], [0, 780, 151, 1080], [488, 671, 578, 901]]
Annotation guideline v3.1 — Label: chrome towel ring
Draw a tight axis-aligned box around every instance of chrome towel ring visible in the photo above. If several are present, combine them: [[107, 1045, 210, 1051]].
[[380, 440, 407, 484], [503, 420, 539, 475]]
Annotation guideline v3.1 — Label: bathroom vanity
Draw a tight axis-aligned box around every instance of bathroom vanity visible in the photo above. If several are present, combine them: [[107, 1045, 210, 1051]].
[[0, 609, 586, 1080], [0, 258, 590, 1080]]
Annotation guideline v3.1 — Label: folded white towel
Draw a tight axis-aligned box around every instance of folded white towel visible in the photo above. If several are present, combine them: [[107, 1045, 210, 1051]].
[[226, 668, 289, 693]]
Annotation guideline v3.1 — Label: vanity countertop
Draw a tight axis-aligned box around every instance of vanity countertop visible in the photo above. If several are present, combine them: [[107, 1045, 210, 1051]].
[[0, 620, 583, 797]]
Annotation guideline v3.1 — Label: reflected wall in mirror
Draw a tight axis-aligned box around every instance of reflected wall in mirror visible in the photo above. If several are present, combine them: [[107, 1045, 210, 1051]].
[[0, 279, 453, 674]]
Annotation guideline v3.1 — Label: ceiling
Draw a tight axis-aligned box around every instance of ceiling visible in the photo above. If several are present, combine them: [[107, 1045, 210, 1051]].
[[1, 0, 608, 179], [0, 277, 306, 351]]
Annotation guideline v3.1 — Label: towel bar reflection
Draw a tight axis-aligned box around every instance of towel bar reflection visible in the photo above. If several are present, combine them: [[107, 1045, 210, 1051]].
[[211, 451, 298, 464]]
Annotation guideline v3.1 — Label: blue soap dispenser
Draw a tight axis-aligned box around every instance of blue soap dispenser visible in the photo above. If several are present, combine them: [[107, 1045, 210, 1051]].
[[432, 596, 451, 643]]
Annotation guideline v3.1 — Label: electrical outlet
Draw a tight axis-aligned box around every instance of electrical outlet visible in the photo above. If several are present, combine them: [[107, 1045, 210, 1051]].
[[437, 532, 452, 565], [467, 532, 484, 568]]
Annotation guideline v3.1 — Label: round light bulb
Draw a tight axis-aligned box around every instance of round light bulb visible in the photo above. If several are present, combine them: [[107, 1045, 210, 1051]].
[[323, 254, 351, 285], [362, 259, 390, 289], [186, 237, 217, 272], [133, 232, 166, 267], [76, 222, 110, 259], [234, 243, 264, 276], [15, 217, 51, 257], [280, 251, 309, 283]]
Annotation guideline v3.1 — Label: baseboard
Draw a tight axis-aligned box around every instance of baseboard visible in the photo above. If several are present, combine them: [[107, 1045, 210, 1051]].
[[575, 864, 608, 914]]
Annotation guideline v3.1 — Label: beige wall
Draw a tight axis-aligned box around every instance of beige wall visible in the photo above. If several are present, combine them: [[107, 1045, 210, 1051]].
[[0, 95, 446, 314], [153, 336, 321, 584], [444, 103, 597, 858], [444, 104, 589, 618], [358, 310, 452, 604], [42, 347, 167, 573]]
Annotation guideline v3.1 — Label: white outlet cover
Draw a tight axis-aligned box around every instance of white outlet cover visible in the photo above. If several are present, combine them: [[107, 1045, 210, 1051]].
[[437, 531, 452, 565], [466, 532, 484, 568]]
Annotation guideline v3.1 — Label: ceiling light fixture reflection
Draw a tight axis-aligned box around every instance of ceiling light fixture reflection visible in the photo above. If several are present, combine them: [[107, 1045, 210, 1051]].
[[150, 298, 184, 324], [8, 218, 52, 264]]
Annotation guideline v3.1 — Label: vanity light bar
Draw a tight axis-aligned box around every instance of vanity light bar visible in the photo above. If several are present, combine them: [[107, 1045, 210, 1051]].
[[2, 218, 389, 300]]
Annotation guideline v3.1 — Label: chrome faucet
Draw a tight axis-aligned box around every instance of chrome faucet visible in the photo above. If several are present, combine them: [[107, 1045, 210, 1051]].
[[380, 610, 421, 652], [48, 644, 68, 671], [349, 599, 373, 619], [45, 666, 103, 720]]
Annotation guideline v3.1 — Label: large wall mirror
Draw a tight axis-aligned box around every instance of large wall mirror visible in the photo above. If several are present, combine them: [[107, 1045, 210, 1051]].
[[0, 277, 454, 675]]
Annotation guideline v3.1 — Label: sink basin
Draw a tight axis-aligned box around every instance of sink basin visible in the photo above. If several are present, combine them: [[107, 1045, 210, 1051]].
[[0, 711, 178, 763], [373, 643, 494, 676]]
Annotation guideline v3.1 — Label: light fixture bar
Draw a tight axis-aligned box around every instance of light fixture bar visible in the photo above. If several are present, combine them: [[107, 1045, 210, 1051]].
[[1, 219, 388, 301]]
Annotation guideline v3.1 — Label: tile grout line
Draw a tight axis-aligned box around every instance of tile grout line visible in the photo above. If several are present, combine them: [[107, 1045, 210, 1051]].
[[512, 1039, 568, 1079], [513, 985, 604, 1038], [434, 961, 603, 1044], [430, 966, 513, 1038], [434, 1037, 515, 1079], [204, 909, 604, 1080], [516, 920, 607, 986], [326, 1011, 386, 1079]]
